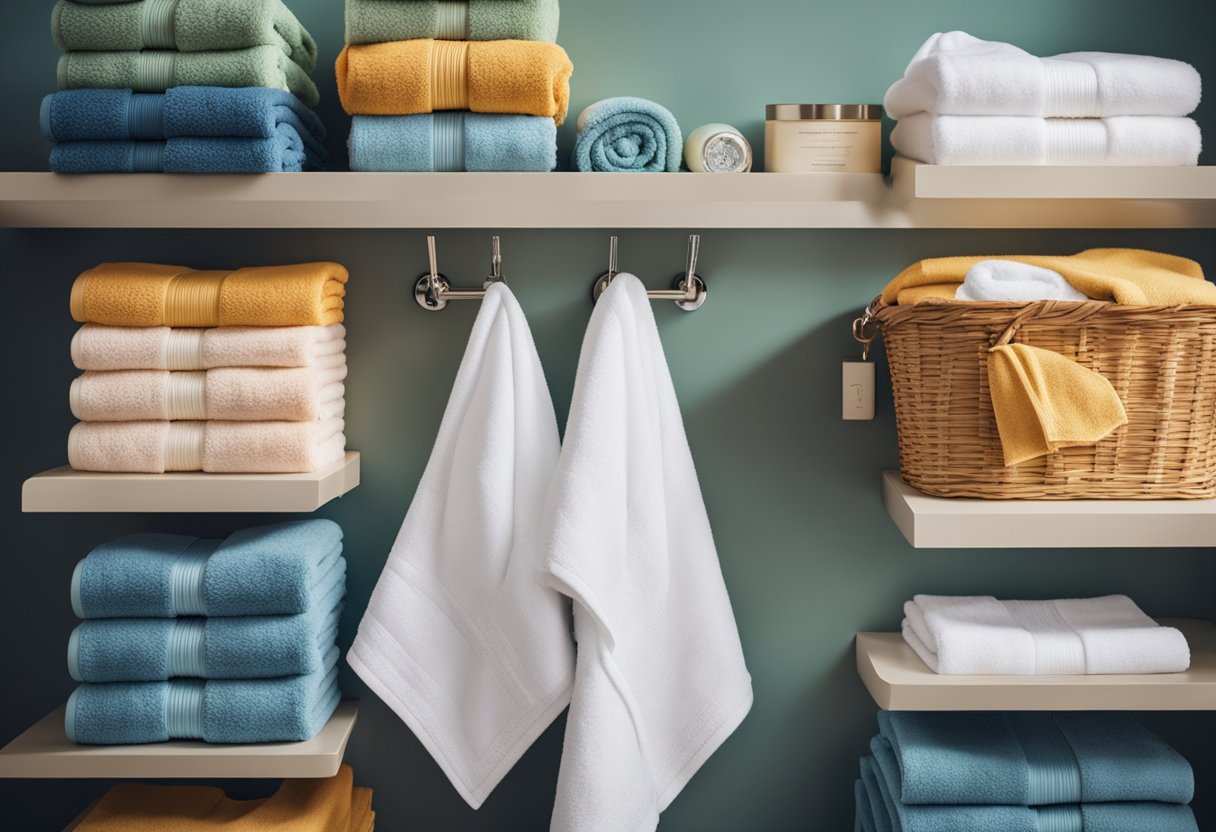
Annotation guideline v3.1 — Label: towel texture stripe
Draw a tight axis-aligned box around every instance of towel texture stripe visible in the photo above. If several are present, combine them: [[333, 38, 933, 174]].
[[1033, 804, 1082, 832], [169, 540, 214, 615], [433, 111, 465, 171], [435, 1, 469, 39], [127, 93, 164, 139], [136, 50, 178, 91], [166, 680, 205, 738], [141, 0, 180, 49], [1012, 714, 1083, 805], [166, 619, 207, 677], [431, 41, 470, 111]]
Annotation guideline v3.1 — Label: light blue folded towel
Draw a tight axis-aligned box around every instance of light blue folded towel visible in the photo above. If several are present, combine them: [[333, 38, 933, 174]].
[[349, 112, 556, 172], [66, 648, 340, 745], [878, 711, 1194, 806], [50, 134, 324, 173], [571, 96, 682, 172], [72, 520, 344, 619]]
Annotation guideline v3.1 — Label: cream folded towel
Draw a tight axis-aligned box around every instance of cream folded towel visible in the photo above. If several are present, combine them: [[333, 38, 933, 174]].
[[892, 114, 1202, 165], [956, 260, 1090, 302], [71, 324, 346, 371], [70, 363, 346, 422], [885, 31, 1202, 119], [347, 284, 573, 809], [68, 419, 346, 473], [542, 274, 752, 832], [903, 594, 1191, 675]]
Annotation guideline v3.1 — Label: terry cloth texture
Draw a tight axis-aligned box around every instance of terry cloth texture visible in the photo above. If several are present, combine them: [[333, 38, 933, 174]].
[[348, 112, 556, 171], [346, 0, 559, 44]]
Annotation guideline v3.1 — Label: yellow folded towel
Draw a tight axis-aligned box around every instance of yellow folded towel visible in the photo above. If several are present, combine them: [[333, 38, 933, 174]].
[[335, 39, 572, 124], [882, 248, 1216, 307], [75, 765, 373, 831], [71, 262, 348, 327]]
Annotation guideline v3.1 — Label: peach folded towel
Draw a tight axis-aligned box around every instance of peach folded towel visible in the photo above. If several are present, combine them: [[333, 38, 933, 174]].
[[70, 362, 347, 422], [335, 39, 572, 124], [75, 765, 373, 832], [72, 324, 347, 371], [71, 262, 349, 327], [68, 418, 346, 473]]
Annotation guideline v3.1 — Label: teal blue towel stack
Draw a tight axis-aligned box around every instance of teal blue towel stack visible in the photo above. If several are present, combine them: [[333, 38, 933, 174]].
[[46, 0, 327, 172], [65, 520, 346, 745], [854, 712, 1199, 832]]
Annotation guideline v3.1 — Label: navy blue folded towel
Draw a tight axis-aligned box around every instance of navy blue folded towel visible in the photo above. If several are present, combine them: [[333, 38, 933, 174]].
[[50, 135, 323, 173]]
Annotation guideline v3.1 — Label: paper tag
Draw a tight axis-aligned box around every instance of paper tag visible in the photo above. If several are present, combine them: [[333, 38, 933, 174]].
[[842, 361, 875, 420]]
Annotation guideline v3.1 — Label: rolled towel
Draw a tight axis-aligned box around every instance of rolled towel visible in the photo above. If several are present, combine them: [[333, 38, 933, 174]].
[[71, 520, 344, 619], [50, 135, 324, 173], [52, 0, 317, 73], [878, 711, 1194, 806], [58, 46, 320, 109], [66, 649, 340, 744], [335, 40, 572, 124], [70, 363, 347, 422], [346, 0, 559, 44], [67, 418, 346, 473], [893, 114, 1203, 166], [349, 112, 557, 172], [72, 324, 346, 371], [69, 596, 343, 682], [956, 260, 1089, 302], [885, 31, 1202, 119], [70, 262, 348, 328], [572, 97, 683, 172], [902, 594, 1191, 675]]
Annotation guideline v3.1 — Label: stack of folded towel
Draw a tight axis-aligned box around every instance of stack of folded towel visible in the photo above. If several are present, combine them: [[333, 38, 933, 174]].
[[66, 261, 349, 474], [66, 520, 345, 745], [886, 31, 1203, 165], [339, 0, 570, 171], [46, 0, 327, 172], [856, 712, 1199, 832]]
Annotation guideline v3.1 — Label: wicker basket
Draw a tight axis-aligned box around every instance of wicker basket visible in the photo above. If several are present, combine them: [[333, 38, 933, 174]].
[[867, 297, 1216, 499]]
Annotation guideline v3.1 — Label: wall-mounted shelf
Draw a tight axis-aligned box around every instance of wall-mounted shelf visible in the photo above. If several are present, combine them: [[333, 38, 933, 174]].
[[0, 166, 1213, 229], [22, 452, 360, 513], [882, 471, 1216, 549], [857, 620, 1216, 711], [0, 700, 358, 779]]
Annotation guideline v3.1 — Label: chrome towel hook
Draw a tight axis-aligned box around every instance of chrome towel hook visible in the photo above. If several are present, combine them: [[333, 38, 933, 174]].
[[591, 235, 707, 312], [415, 235, 506, 311]]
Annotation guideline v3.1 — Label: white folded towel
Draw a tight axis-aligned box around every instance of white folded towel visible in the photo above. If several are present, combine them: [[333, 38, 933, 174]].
[[885, 31, 1202, 119], [71, 324, 347, 371], [955, 260, 1089, 303], [542, 274, 752, 832], [892, 114, 1202, 166], [346, 284, 573, 810], [903, 594, 1191, 675]]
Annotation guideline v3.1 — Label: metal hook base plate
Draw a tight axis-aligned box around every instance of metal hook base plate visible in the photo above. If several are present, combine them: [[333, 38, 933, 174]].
[[415, 273, 451, 311], [591, 272, 614, 304], [673, 273, 708, 311]]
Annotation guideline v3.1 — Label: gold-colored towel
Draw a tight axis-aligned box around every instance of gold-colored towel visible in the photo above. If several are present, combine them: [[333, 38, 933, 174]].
[[70, 262, 348, 327], [882, 248, 1216, 306], [335, 39, 572, 124], [75, 765, 373, 832]]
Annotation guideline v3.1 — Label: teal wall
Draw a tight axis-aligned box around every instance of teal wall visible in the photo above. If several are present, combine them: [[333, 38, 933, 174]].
[[2, 3, 1216, 831]]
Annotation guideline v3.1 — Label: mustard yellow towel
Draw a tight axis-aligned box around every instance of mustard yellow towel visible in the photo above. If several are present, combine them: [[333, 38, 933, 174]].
[[988, 343, 1129, 466], [882, 248, 1216, 307], [75, 765, 372, 831], [71, 262, 348, 327], [335, 39, 572, 124]]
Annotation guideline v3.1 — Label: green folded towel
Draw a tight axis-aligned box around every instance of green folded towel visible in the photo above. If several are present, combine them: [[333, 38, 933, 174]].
[[345, 0, 559, 44], [52, 0, 317, 73], [57, 47, 319, 108]]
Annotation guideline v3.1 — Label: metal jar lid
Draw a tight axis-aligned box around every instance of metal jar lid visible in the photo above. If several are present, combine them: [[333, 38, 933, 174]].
[[765, 104, 883, 121]]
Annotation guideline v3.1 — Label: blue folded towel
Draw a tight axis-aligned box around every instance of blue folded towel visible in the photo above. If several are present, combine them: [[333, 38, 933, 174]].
[[863, 737, 1199, 832], [50, 134, 324, 173], [69, 588, 343, 682], [72, 520, 344, 619], [66, 648, 340, 744], [878, 711, 1194, 806], [349, 112, 556, 172], [571, 96, 683, 172]]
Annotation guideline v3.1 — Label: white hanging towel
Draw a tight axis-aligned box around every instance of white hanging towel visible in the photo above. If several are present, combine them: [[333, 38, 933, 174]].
[[347, 283, 574, 809], [543, 274, 753, 832]]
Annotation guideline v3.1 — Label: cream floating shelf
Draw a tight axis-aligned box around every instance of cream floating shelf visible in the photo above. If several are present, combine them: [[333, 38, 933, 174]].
[[0, 166, 1213, 229], [882, 471, 1216, 549], [0, 700, 358, 779], [857, 620, 1216, 712], [22, 452, 360, 513]]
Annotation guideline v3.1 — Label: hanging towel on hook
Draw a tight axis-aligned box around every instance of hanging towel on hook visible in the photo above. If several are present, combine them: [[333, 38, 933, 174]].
[[347, 283, 573, 809], [542, 274, 752, 832]]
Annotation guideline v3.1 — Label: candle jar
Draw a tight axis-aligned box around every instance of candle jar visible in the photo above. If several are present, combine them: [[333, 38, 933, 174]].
[[764, 104, 883, 173]]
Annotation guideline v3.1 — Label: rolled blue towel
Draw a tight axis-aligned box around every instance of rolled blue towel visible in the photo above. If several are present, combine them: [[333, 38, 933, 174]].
[[349, 112, 556, 172], [66, 648, 340, 744], [878, 711, 1194, 806], [72, 520, 344, 619], [571, 97, 682, 173], [50, 134, 324, 173]]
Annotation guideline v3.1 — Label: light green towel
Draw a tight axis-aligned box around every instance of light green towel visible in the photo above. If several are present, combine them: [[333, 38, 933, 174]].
[[52, 0, 317, 73], [57, 47, 320, 108], [345, 0, 559, 44]]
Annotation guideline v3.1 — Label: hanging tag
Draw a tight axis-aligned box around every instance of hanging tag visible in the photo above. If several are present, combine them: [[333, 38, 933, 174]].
[[842, 361, 875, 420]]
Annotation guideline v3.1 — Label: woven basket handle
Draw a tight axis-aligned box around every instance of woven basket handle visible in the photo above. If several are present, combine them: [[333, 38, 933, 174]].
[[992, 307, 1040, 350]]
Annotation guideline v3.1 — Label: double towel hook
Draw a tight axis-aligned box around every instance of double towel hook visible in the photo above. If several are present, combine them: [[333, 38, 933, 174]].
[[590, 235, 707, 312], [414, 235, 505, 311]]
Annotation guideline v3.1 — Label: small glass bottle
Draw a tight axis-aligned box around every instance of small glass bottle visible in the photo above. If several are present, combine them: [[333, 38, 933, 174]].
[[684, 124, 753, 173]]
